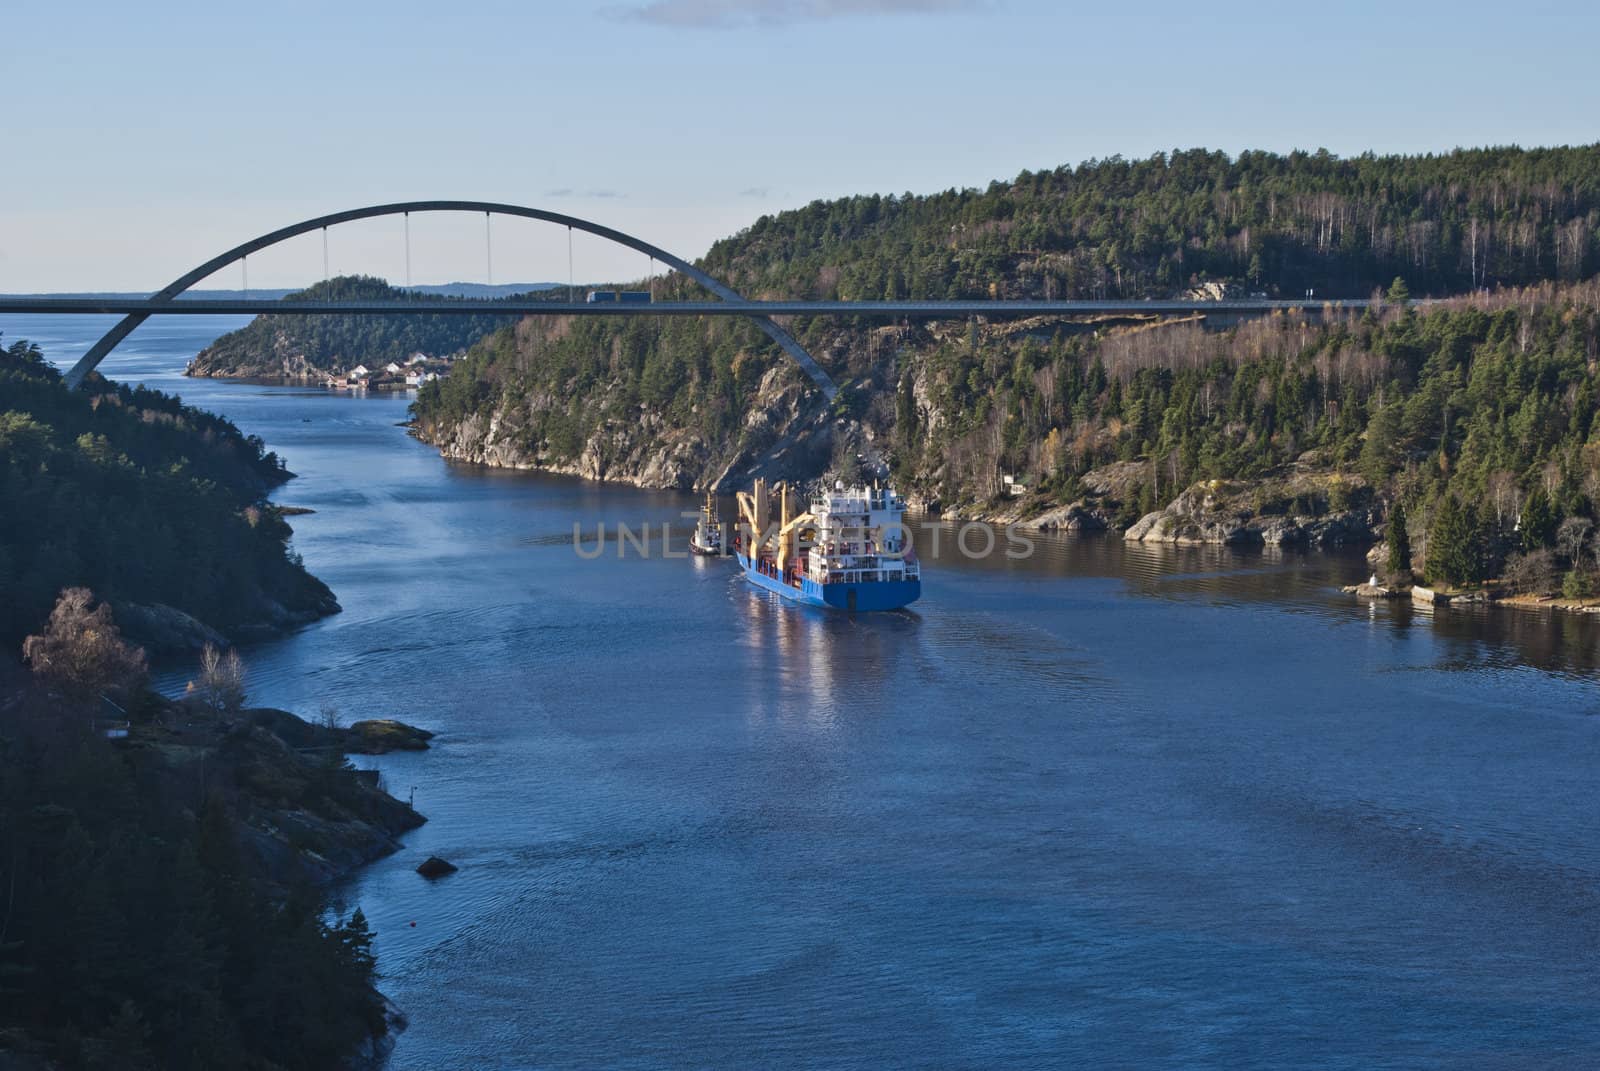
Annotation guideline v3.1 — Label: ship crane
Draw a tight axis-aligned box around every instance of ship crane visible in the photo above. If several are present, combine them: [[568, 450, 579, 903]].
[[735, 479, 815, 581]]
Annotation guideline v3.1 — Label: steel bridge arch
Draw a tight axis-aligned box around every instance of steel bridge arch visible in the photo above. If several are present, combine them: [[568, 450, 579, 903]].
[[63, 200, 837, 398]]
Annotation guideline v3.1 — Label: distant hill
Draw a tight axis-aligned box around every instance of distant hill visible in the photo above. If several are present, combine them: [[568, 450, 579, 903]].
[[402, 281, 561, 298], [700, 144, 1600, 302], [0, 288, 298, 301], [184, 275, 541, 379], [2, 282, 559, 300]]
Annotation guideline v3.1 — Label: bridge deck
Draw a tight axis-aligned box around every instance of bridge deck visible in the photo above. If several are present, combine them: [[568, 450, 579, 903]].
[[0, 297, 1373, 317]]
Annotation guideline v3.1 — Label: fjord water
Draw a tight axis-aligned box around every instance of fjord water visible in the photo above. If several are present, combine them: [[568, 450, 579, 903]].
[[11, 314, 1600, 1069]]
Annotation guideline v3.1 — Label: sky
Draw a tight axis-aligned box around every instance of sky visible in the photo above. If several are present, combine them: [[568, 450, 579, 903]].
[[3, 0, 1598, 292]]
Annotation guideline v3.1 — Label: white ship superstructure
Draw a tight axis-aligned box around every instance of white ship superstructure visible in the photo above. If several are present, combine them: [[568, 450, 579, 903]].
[[798, 483, 920, 588]]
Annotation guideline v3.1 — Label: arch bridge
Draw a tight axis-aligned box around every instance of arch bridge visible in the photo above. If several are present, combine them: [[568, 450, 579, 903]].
[[55, 200, 839, 397], [11, 200, 1371, 395]]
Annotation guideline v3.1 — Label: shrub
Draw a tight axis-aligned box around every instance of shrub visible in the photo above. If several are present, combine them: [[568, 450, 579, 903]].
[[1563, 569, 1593, 601], [1502, 549, 1556, 596]]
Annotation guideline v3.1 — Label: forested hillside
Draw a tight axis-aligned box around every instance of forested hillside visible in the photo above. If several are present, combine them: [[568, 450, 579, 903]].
[[909, 281, 1597, 583], [0, 339, 337, 645], [0, 336, 419, 1069], [701, 145, 1600, 302], [0, 650, 405, 1070], [187, 275, 526, 378], [412, 145, 1600, 592]]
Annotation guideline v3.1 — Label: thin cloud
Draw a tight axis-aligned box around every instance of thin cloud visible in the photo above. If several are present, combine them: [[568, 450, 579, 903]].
[[544, 188, 626, 199], [587, 189, 625, 199], [610, 0, 988, 28], [738, 186, 770, 198], [546, 188, 575, 198]]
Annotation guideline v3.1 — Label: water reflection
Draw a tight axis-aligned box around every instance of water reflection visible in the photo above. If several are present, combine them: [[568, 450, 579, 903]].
[[734, 581, 920, 737], [907, 515, 1600, 680]]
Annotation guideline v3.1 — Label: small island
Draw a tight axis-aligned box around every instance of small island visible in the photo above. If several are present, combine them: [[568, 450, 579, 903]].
[[184, 275, 520, 384]]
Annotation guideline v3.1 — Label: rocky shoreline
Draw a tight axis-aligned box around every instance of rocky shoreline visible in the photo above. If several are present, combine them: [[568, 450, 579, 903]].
[[115, 591, 341, 654], [118, 696, 430, 1068], [410, 364, 844, 493], [132, 696, 429, 889], [1343, 578, 1600, 616], [409, 396, 1392, 557], [1121, 476, 1381, 548], [912, 463, 1387, 551]]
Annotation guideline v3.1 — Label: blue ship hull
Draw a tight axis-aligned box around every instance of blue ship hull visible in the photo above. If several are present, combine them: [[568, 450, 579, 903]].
[[736, 552, 921, 611]]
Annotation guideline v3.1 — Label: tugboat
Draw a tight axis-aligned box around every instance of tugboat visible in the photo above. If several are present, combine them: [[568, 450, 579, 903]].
[[689, 490, 723, 556], [734, 477, 920, 612]]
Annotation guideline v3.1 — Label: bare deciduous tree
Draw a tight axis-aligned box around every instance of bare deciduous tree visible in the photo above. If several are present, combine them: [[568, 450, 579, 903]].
[[1486, 470, 1521, 529], [22, 588, 147, 705], [1502, 549, 1557, 596], [1557, 516, 1593, 567], [187, 643, 246, 715]]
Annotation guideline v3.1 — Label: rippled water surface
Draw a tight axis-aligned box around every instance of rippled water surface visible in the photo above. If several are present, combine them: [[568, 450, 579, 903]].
[[10, 313, 1600, 1069]]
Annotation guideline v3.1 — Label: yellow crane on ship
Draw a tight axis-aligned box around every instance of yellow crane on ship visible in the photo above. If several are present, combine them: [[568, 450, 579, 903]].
[[736, 478, 815, 579]]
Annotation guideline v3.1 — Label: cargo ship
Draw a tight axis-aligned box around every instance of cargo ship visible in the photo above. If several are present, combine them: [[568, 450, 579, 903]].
[[733, 478, 921, 611], [689, 491, 723, 556]]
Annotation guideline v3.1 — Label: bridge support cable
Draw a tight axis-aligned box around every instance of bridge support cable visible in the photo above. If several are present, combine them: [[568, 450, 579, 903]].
[[61, 201, 838, 400], [404, 212, 411, 289], [484, 212, 493, 287], [567, 226, 574, 301]]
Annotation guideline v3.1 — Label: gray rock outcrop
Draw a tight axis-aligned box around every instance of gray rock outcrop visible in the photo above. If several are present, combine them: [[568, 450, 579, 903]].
[[1124, 475, 1383, 547]]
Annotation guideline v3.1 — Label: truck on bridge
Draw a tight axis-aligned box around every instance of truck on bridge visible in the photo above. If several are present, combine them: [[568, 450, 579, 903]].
[[585, 290, 652, 304]]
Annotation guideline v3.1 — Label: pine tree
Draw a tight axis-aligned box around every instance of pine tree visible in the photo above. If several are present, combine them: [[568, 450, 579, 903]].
[[1427, 495, 1481, 588], [337, 909, 377, 980], [96, 1000, 155, 1071], [1387, 499, 1412, 579], [1360, 402, 1401, 485], [895, 373, 918, 450], [1520, 485, 1557, 550]]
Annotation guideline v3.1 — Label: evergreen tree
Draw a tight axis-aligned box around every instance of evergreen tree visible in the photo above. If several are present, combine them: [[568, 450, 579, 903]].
[[1563, 568, 1593, 600], [1360, 402, 1402, 485], [895, 373, 918, 451], [1427, 495, 1482, 587], [0, 341, 334, 647], [1520, 484, 1557, 550], [94, 1000, 155, 1071], [1387, 499, 1412, 578]]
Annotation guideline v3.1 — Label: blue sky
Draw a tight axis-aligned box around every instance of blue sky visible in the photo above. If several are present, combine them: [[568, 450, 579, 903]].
[[3, 0, 1597, 291]]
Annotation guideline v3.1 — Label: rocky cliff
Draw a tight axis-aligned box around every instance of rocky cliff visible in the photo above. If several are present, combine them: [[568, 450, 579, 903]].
[[414, 360, 850, 492], [190, 327, 338, 380]]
